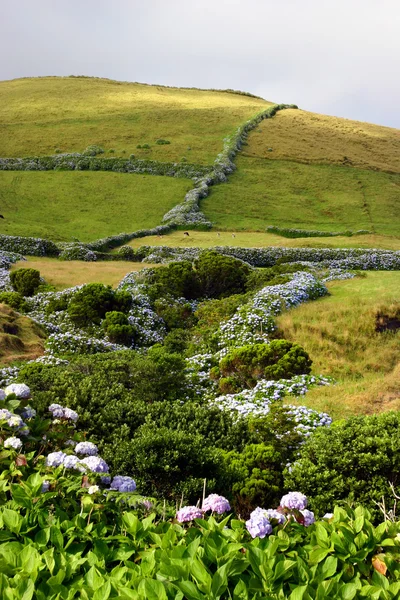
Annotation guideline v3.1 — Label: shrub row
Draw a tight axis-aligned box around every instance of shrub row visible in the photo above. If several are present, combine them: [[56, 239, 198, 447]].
[[0, 154, 211, 178], [266, 225, 372, 238], [0, 234, 60, 257], [162, 104, 297, 227]]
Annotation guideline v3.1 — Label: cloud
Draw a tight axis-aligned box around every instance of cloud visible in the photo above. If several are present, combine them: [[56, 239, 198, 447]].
[[0, 0, 399, 127]]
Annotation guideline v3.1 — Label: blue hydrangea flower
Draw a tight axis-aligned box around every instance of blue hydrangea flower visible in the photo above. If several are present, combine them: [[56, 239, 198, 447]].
[[75, 441, 98, 456], [280, 491, 308, 511], [110, 475, 136, 492], [202, 494, 230, 514], [63, 408, 78, 422], [80, 456, 109, 473], [20, 406, 36, 420], [63, 455, 82, 469], [4, 383, 31, 399], [48, 404, 64, 418], [41, 480, 50, 493], [246, 507, 272, 538]]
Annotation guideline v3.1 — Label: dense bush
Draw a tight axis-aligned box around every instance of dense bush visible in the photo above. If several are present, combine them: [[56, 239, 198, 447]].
[[221, 443, 283, 517], [285, 411, 400, 521], [0, 291, 27, 310], [195, 250, 251, 299], [154, 298, 197, 331], [214, 340, 312, 392], [67, 283, 132, 327], [152, 260, 199, 299], [9, 268, 41, 297], [102, 311, 135, 345]]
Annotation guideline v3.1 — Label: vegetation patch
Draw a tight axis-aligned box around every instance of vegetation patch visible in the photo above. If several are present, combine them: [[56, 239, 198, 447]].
[[0, 303, 46, 363], [0, 171, 191, 241]]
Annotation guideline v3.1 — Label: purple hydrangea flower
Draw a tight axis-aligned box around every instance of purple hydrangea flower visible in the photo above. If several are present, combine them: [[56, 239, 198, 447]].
[[41, 480, 50, 493], [110, 475, 136, 492], [280, 491, 308, 511], [46, 451, 67, 467], [63, 455, 82, 469], [142, 499, 153, 511], [0, 389, 6, 401], [246, 507, 272, 539], [80, 456, 109, 473], [100, 475, 111, 485], [4, 436, 23, 450], [75, 441, 98, 456], [301, 509, 315, 527], [5, 384, 31, 399], [65, 439, 77, 447], [202, 494, 230, 514], [176, 506, 204, 523], [265, 509, 286, 524]]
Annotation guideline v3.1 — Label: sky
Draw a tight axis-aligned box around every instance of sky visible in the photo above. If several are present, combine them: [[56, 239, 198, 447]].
[[1, 0, 399, 128]]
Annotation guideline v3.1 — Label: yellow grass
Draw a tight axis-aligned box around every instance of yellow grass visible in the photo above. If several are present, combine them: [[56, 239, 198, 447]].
[[0, 304, 46, 364], [0, 77, 270, 164], [245, 108, 400, 173], [125, 230, 400, 251], [277, 272, 400, 418], [12, 258, 159, 290]]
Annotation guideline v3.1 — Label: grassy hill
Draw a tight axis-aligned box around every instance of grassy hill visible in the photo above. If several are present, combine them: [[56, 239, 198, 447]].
[[202, 108, 400, 236], [277, 271, 400, 418], [0, 76, 269, 164], [0, 171, 191, 242]]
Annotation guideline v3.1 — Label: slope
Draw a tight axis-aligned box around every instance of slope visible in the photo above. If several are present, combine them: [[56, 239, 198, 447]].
[[0, 76, 270, 164], [202, 109, 400, 236]]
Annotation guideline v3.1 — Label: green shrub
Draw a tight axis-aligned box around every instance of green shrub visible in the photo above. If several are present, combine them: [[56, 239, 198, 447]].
[[152, 260, 199, 299], [284, 411, 400, 521], [216, 340, 312, 390], [67, 284, 131, 327], [154, 298, 196, 331], [162, 329, 190, 353], [102, 311, 135, 345], [221, 443, 283, 517], [103, 425, 222, 501], [0, 291, 27, 310], [155, 139, 171, 145], [195, 251, 251, 299], [246, 263, 310, 292], [9, 268, 41, 297]]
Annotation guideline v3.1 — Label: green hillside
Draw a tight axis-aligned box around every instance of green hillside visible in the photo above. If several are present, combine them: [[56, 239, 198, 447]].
[[0, 171, 191, 241], [0, 76, 269, 164], [202, 108, 400, 235]]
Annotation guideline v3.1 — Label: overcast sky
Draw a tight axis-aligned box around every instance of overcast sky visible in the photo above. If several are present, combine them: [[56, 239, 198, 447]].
[[1, 0, 399, 128]]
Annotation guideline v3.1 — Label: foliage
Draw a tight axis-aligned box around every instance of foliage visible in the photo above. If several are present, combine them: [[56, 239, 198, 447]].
[[154, 298, 196, 331], [221, 443, 283, 517], [195, 251, 251, 299], [67, 284, 132, 327], [9, 268, 41, 297], [0, 291, 27, 311], [266, 225, 371, 238], [102, 311, 135, 345], [152, 260, 199, 299], [215, 340, 312, 392], [284, 411, 400, 521]]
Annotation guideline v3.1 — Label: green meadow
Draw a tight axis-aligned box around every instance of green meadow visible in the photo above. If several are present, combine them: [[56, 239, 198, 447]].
[[0, 170, 191, 242], [202, 157, 400, 236]]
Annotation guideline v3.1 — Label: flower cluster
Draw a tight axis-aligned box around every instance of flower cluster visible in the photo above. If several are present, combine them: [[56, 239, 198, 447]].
[[246, 492, 316, 538], [176, 506, 204, 523], [202, 494, 231, 514], [48, 403, 78, 422], [110, 476, 137, 492], [0, 234, 60, 257]]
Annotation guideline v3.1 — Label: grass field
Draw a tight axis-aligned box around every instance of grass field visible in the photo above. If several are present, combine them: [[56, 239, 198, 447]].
[[202, 157, 400, 235], [245, 109, 400, 173], [277, 272, 400, 418], [0, 303, 46, 364], [0, 171, 191, 242], [11, 258, 159, 290], [0, 77, 269, 164], [126, 229, 400, 250]]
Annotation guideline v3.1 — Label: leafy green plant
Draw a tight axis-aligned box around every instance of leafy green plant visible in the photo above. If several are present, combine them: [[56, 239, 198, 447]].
[[67, 284, 131, 327], [0, 291, 27, 311], [102, 311, 135, 345]]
